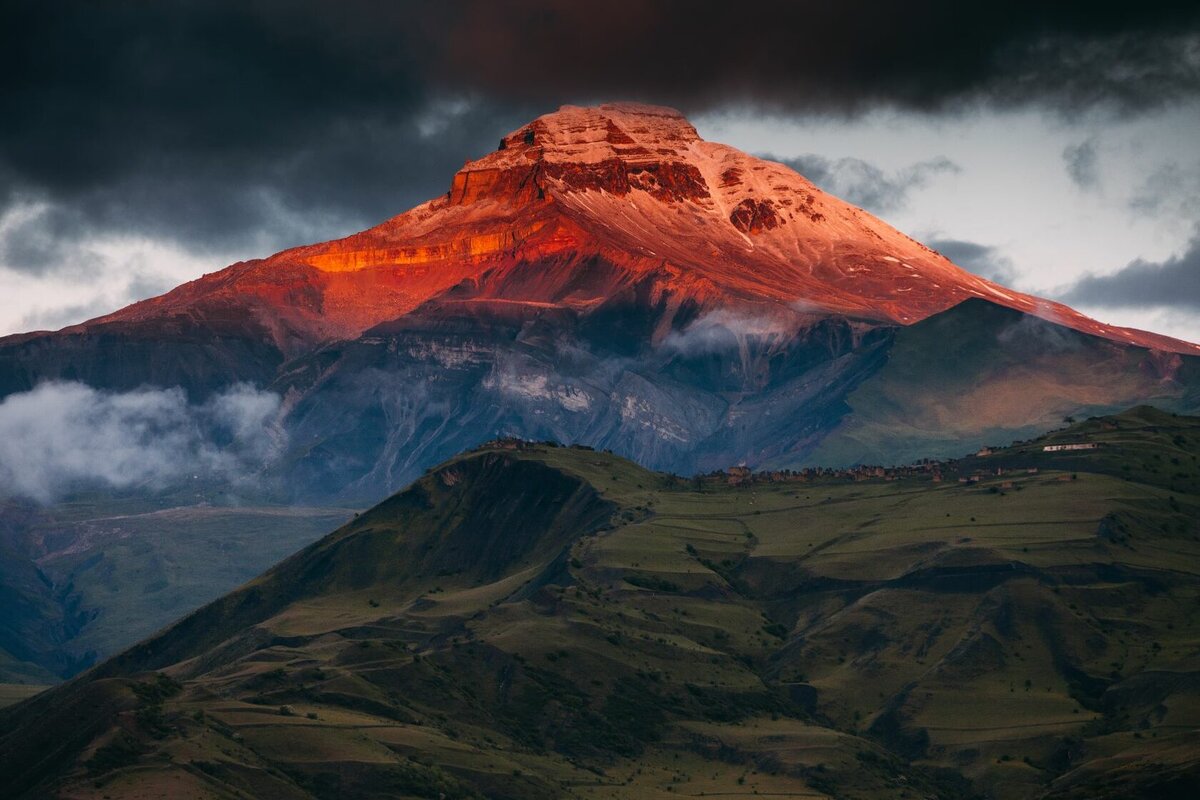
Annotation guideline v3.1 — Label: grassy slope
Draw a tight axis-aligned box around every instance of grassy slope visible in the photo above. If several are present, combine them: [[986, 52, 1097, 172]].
[[803, 300, 1200, 468], [1, 409, 1198, 799], [33, 504, 355, 661], [0, 512, 85, 683], [0, 498, 353, 682], [0, 683, 49, 708]]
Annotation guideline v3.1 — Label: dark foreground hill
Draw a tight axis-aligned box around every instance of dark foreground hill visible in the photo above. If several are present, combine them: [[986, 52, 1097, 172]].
[[2, 407, 1198, 799]]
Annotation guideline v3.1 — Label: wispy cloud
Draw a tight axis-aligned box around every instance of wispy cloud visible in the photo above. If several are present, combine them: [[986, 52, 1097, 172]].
[[1058, 229, 1200, 310], [925, 238, 1018, 285], [1062, 138, 1099, 190], [771, 154, 960, 215], [0, 382, 286, 502], [660, 309, 793, 356], [1129, 160, 1200, 222]]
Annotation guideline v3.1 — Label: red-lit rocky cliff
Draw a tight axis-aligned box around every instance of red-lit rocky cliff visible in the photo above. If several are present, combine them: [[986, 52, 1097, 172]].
[[2, 104, 1197, 501], [75, 103, 1199, 356]]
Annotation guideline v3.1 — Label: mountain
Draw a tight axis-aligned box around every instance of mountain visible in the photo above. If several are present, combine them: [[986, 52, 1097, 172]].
[[0, 503, 86, 684], [805, 299, 1200, 467], [1, 103, 1196, 503], [52, 104, 1199, 352], [2, 407, 1198, 799], [2, 103, 1198, 685]]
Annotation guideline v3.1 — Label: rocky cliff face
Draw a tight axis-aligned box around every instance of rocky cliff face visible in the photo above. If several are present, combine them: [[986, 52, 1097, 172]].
[[274, 300, 894, 499], [1, 104, 1197, 502], [28, 102, 1196, 355]]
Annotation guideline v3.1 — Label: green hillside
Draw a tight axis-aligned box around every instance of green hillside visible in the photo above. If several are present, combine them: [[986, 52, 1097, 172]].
[[804, 300, 1200, 468], [2, 408, 1198, 799], [0, 498, 354, 683]]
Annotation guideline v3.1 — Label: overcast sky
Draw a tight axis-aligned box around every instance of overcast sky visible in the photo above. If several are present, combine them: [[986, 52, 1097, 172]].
[[2, 1, 1198, 343]]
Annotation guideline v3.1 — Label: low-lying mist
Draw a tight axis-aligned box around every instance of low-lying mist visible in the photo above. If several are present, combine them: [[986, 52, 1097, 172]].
[[0, 381, 286, 502], [659, 309, 795, 356]]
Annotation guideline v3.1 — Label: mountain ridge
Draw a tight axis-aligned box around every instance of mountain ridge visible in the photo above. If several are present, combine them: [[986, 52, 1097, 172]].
[[0, 103, 1196, 506], [24, 102, 1197, 356]]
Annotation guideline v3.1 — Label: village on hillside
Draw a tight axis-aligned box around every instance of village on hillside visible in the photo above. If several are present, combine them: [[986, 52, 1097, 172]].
[[478, 426, 1111, 490]]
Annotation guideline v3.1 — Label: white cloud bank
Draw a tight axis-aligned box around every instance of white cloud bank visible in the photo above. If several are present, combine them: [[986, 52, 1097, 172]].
[[0, 382, 286, 502], [660, 310, 796, 356]]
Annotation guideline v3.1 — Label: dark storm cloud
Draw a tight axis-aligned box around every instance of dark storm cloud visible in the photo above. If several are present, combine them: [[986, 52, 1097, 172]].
[[442, 1, 1200, 114], [0, 204, 88, 276], [1, 0, 1198, 271], [0, 1, 537, 264], [1, 100, 532, 265], [1060, 231, 1200, 309], [1063, 139, 1100, 190], [772, 154, 960, 215], [925, 239, 1019, 285]]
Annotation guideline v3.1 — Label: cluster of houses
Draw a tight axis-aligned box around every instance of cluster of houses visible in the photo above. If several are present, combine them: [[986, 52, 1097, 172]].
[[712, 434, 1106, 489], [712, 459, 1059, 488], [479, 436, 1096, 490], [957, 465, 1040, 486], [716, 461, 948, 486]]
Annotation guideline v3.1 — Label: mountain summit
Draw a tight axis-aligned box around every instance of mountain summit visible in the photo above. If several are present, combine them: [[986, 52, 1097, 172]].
[[1, 104, 1197, 501], [83, 103, 1196, 355]]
